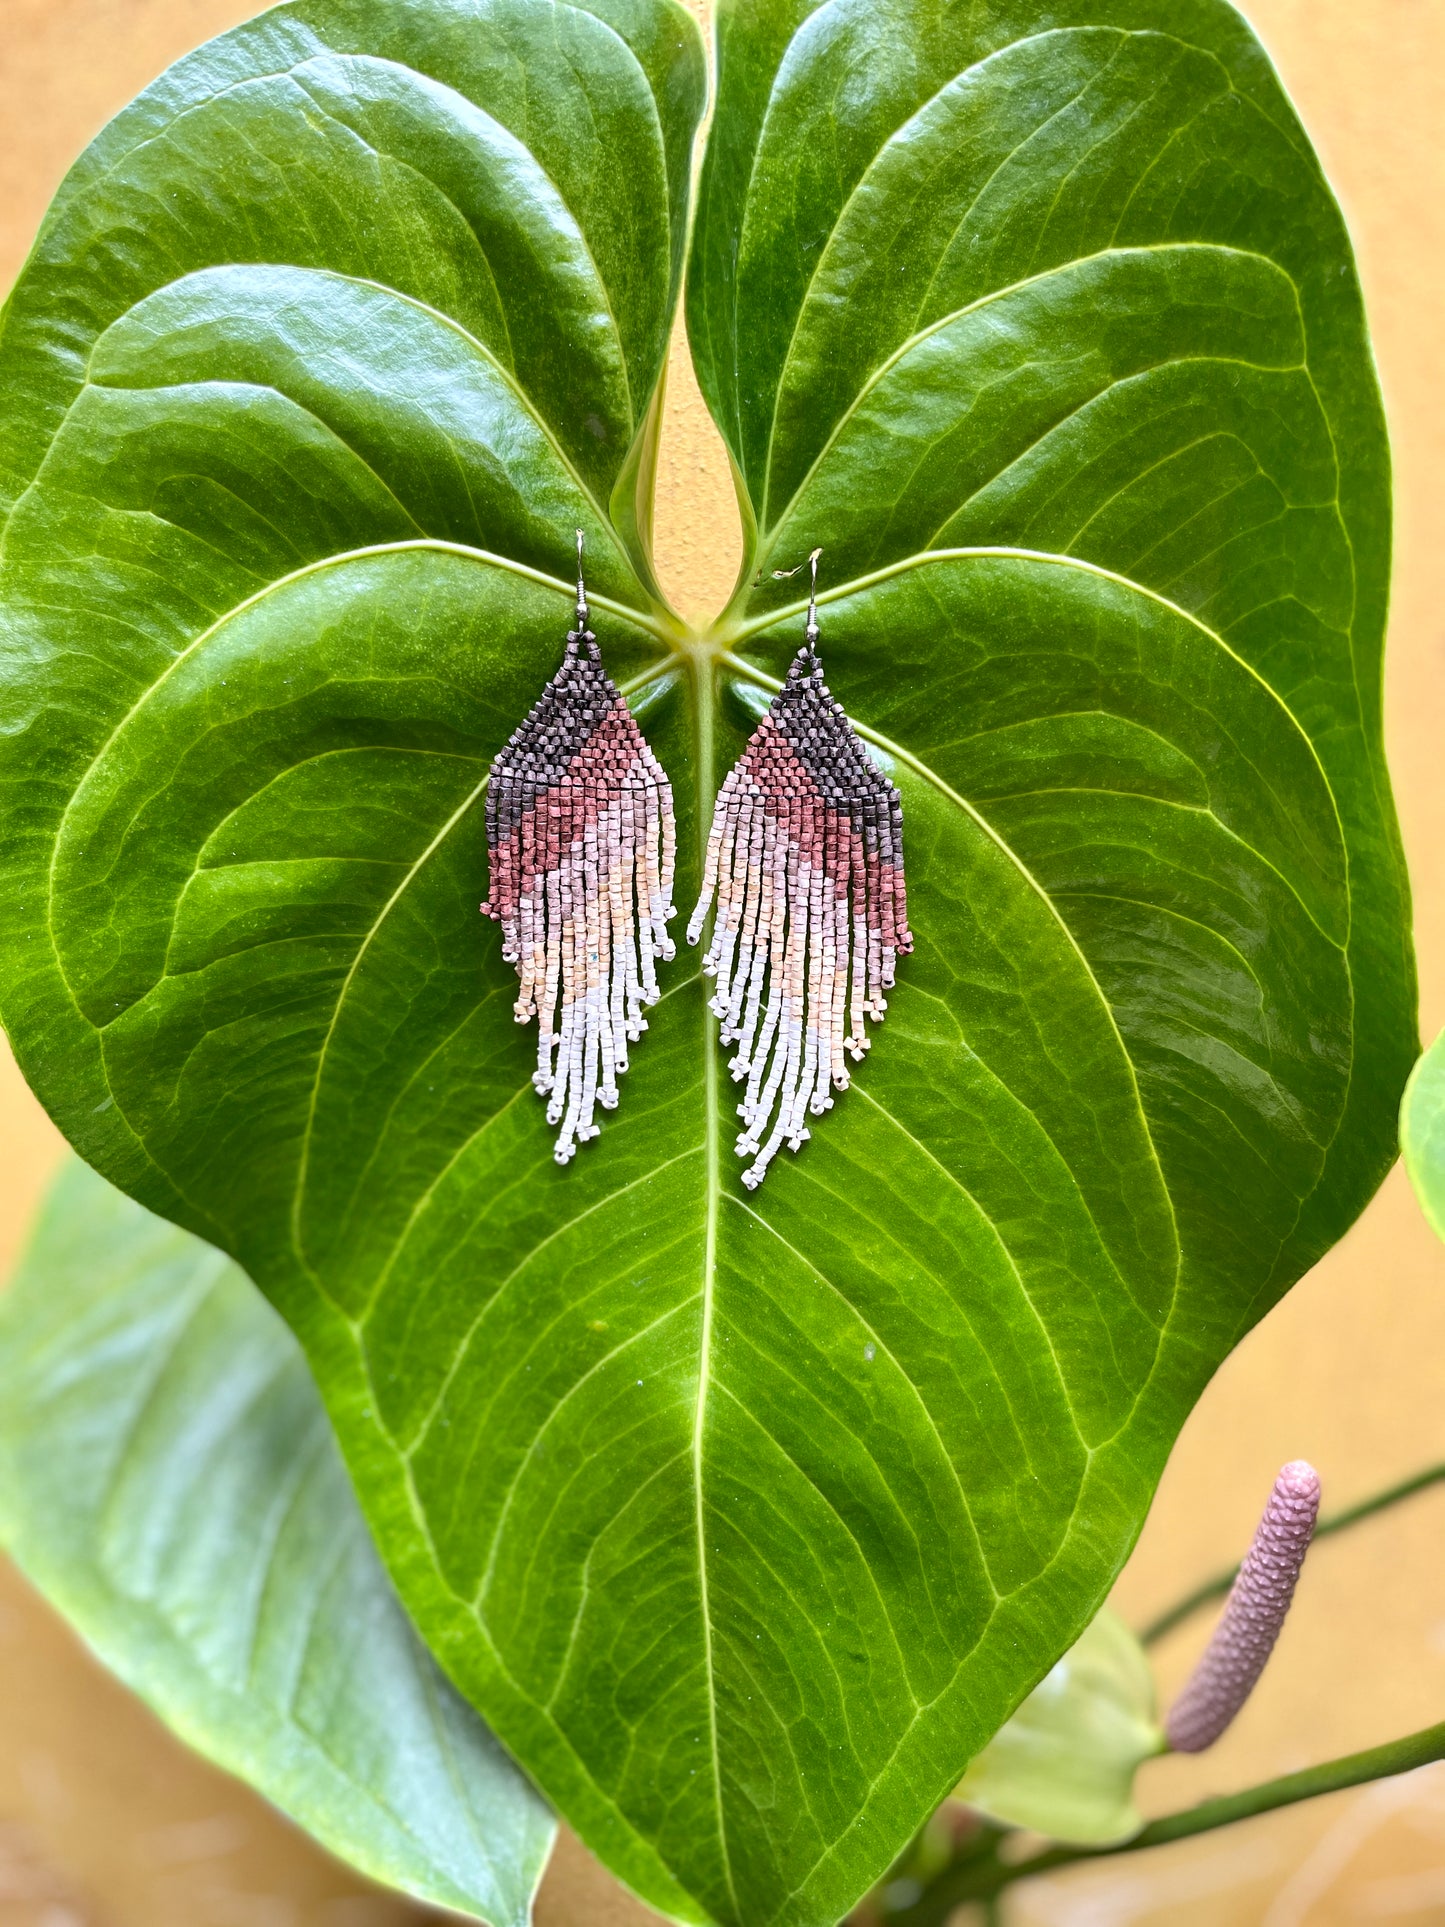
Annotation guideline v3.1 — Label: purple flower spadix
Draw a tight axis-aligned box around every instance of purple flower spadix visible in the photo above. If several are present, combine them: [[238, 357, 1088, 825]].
[[1165, 1460, 1320, 1754]]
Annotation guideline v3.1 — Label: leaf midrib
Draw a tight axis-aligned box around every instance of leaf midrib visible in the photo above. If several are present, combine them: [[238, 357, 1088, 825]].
[[692, 648, 739, 1918]]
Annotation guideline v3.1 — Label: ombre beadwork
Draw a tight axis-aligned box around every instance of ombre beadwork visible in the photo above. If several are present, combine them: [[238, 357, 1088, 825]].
[[687, 558, 912, 1188], [482, 538, 676, 1164]]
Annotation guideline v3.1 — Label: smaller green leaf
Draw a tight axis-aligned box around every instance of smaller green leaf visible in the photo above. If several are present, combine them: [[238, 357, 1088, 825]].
[[0, 1157, 554, 1925], [1402, 1031, 1445, 1244], [954, 1608, 1163, 1847]]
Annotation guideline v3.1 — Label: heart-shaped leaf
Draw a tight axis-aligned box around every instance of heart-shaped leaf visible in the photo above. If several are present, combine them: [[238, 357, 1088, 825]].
[[0, 1157, 555, 1923], [0, 3, 1415, 1925]]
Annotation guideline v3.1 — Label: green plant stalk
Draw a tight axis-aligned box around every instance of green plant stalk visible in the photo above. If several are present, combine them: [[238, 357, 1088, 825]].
[[1142, 1462, 1445, 1645], [888, 1721, 1445, 1922]]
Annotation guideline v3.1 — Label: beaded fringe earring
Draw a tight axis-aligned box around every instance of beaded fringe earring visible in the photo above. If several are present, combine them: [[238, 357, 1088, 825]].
[[687, 551, 912, 1189], [481, 532, 677, 1164]]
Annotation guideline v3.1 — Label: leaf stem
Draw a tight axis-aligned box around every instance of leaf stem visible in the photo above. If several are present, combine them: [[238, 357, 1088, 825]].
[[887, 1722, 1445, 1922], [1141, 1461, 1445, 1645]]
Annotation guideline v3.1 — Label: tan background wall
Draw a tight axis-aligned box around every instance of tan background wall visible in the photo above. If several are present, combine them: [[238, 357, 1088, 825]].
[[3, 3, 1445, 1922]]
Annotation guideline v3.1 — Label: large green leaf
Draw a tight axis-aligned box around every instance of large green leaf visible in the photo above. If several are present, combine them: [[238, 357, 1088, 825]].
[[0, 1156, 554, 1923], [0, 2, 1413, 1926]]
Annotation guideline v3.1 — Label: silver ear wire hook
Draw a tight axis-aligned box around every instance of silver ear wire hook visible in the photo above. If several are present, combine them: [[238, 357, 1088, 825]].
[[771, 547, 823, 650], [574, 528, 590, 634]]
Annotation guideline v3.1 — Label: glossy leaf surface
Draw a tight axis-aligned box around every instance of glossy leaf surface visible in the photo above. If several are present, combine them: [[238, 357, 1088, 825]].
[[0, 2, 1414, 1925], [0, 1158, 554, 1923], [956, 1607, 1161, 1847]]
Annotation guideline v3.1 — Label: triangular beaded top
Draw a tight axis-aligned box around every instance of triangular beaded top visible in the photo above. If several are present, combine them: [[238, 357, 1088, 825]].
[[687, 640, 912, 1188], [482, 620, 676, 1164]]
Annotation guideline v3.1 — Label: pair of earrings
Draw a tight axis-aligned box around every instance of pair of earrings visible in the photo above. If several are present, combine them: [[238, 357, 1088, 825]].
[[480, 537, 912, 1183]]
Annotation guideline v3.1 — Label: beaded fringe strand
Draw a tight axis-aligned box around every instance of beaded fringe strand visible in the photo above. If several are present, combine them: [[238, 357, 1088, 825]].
[[482, 539, 676, 1163], [687, 575, 911, 1188]]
